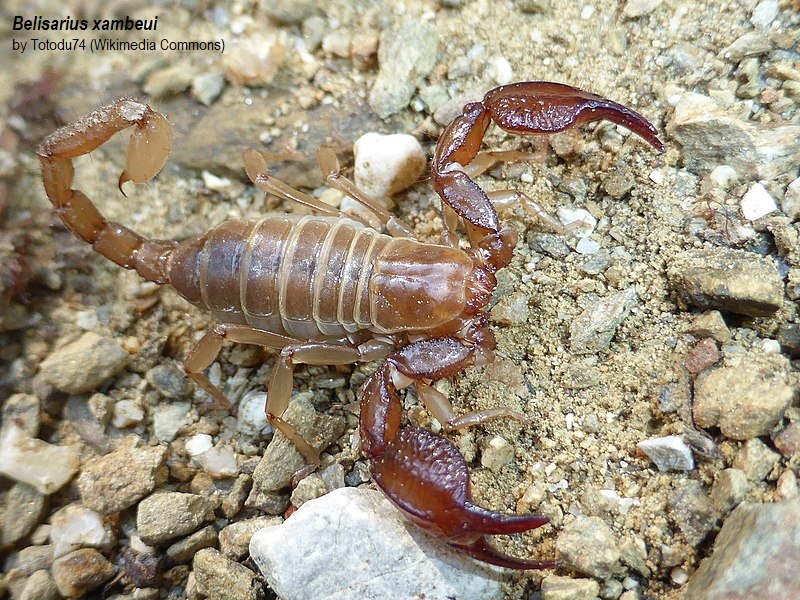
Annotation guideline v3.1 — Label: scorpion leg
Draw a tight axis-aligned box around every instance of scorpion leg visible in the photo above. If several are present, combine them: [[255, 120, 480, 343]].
[[432, 81, 664, 241], [360, 337, 557, 569]]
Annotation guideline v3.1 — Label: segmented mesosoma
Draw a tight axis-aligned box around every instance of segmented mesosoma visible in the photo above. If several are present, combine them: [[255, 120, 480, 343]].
[[39, 81, 664, 568]]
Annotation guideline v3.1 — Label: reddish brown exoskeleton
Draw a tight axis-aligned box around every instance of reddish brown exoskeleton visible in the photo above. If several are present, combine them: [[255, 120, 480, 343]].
[[38, 81, 663, 569]]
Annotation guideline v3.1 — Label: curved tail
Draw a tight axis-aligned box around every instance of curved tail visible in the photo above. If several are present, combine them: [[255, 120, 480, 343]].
[[37, 99, 177, 283]]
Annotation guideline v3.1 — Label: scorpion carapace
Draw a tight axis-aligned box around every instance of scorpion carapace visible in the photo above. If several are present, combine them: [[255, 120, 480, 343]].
[[38, 81, 664, 570]]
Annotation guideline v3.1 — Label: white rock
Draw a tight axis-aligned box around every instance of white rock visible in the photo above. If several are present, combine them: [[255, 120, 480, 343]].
[[576, 237, 600, 255], [237, 389, 270, 435], [250, 487, 502, 600], [50, 505, 114, 557], [186, 434, 214, 457], [741, 182, 777, 221], [0, 426, 79, 494], [198, 444, 239, 478], [557, 207, 596, 238], [353, 132, 427, 202], [637, 435, 695, 472]]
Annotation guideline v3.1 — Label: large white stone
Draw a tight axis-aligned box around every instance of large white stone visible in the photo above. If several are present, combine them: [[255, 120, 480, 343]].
[[250, 487, 504, 600], [353, 132, 426, 202]]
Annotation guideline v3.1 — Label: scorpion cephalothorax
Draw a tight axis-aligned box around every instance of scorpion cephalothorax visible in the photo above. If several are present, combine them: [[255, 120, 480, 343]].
[[38, 81, 663, 569]]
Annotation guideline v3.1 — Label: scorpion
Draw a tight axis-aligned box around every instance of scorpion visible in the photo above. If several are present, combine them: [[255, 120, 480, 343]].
[[38, 81, 664, 569]]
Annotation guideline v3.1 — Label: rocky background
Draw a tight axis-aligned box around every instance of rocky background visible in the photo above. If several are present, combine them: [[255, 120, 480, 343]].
[[1, 0, 799, 599]]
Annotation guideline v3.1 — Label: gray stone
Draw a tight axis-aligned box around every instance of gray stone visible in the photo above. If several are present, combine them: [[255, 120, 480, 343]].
[[78, 436, 167, 514], [166, 525, 218, 564], [146, 364, 190, 399], [694, 351, 792, 440], [152, 401, 194, 443], [720, 31, 774, 62], [1, 483, 45, 548], [668, 248, 783, 317], [0, 393, 40, 437], [556, 516, 621, 579], [369, 22, 438, 118], [192, 548, 262, 600], [250, 487, 503, 600], [685, 499, 800, 599], [668, 480, 718, 547], [38, 332, 130, 394], [623, 0, 663, 18], [52, 548, 116, 598], [167, 525, 218, 564], [711, 468, 748, 514], [260, 0, 317, 23], [731, 438, 781, 482], [249, 393, 345, 497], [137, 492, 216, 546], [569, 288, 638, 354], [191, 73, 225, 107], [666, 93, 800, 180]]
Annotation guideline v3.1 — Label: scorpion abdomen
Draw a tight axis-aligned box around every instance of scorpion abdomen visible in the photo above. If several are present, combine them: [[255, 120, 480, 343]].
[[167, 214, 473, 339]]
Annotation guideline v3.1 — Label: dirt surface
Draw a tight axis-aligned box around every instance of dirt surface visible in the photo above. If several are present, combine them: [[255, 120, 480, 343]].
[[1, 0, 799, 599]]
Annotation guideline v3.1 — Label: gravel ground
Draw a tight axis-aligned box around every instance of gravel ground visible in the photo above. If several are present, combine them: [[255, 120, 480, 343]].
[[1, 1, 799, 599]]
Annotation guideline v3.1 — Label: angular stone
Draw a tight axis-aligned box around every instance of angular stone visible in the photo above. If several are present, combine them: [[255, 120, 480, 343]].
[[556, 516, 620, 578], [569, 288, 638, 354], [694, 351, 792, 440], [668, 248, 783, 317], [78, 436, 167, 514], [51, 548, 115, 598], [192, 548, 262, 600], [137, 492, 215, 546]]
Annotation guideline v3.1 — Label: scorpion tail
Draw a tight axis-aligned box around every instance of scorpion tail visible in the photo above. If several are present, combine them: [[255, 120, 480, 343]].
[[37, 99, 177, 284]]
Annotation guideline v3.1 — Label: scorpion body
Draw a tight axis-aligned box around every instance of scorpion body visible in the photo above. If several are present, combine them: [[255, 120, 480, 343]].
[[39, 82, 663, 569]]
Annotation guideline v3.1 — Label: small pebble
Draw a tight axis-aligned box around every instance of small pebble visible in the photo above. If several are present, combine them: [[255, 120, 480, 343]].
[[684, 338, 721, 374], [740, 182, 777, 221], [186, 433, 214, 457], [152, 401, 194, 443], [637, 435, 695, 472], [556, 516, 621, 578], [485, 56, 513, 85], [19, 569, 59, 600], [197, 444, 239, 478], [480, 435, 514, 472], [237, 390, 270, 435], [669, 480, 718, 547], [690, 311, 731, 343], [711, 468, 748, 513], [193, 548, 262, 600], [290, 473, 327, 507], [38, 332, 130, 394], [541, 574, 600, 599], [774, 422, 800, 459], [219, 517, 281, 561], [709, 165, 738, 188], [112, 399, 144, 428], [731, 438, 781, 482], [78, 436, 167, 514], [191, 72, 225, 106], [354, 132, 427, 201]]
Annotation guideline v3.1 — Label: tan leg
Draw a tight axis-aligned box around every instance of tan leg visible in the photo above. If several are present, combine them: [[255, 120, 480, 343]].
[[317, 147, 414, 238], [267, 340, 390, 465], [184, 324, 296, 406], [416, 381, 529, 429]]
